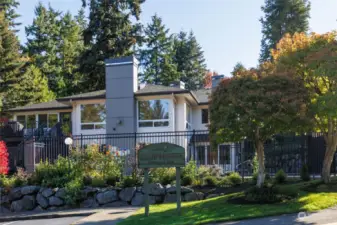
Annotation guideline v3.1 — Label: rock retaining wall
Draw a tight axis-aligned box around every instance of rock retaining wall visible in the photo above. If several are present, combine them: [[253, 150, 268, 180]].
[[0, 184, 207, 212]]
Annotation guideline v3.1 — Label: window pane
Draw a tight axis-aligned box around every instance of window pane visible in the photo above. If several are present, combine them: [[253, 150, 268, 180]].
[[81, 104, 106, 123], [27, 115, 36, 128], [139, 121, 153, 127], [154, 121, 169, 127], [81, 124, 95, 130], [48, 114, 58, 128], [95, 124, 106, 129], [38, 114, 48, 128], [201, 109, 209, 124], [138, 100, 169, 120], [17, 116, 26, 126]]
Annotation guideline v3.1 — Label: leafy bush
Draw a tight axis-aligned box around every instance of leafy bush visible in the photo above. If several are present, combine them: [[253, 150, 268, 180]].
[[64, 178, 84, 205], [228, 172, 242, 186], [91, 176, 106, 187], [275, 169, 287, 184], [219, 176, 232, 187], [300, 164, 311, 181], [182, 161, 197, 180], [208, 165, 222, 177], [203, 175, 218, 186], [252, 152, 258, 174], [245, 183, 297, 203], [265, 173, 271, 181], [197, 166, 210, 178], [122, 176, 141, 188], [0, 175, 17, 189], [106, 176, 118, 186], [83, 176, 92, 186], [181, 175, 193, 186], [150, 168, 175, 185]]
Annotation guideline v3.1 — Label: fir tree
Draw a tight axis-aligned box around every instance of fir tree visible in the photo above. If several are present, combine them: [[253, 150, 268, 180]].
[[0, 0, 20, 30], [259, 0, 311, 62], [139, 14, 179, 85], [79, 0, 145, 91]]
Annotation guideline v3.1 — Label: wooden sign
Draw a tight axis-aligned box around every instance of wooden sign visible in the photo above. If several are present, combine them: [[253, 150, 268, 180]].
[[138, 143, 185, 168], [138, 143, 185, 217]]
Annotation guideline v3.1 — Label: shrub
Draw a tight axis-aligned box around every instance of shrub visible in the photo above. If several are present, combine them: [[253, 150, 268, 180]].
[[64, 178, 84, 205], [300, 164, 311, 181], [106, 176, 118, 186], [122, 176, 141, 188], [208, 165, 222, 177], [83, 176, 92, 186], [150, 168, 175, 185], [228, 172, 242, 186], [0, 175, 17, 189], [182, 161, 197, 180], [219, 176, 232, 187], [275, 169, 287, 184], [181, 175, 193, 186], [203, 175, 218, 186], [245, 183, 297, 203], [91, 176, 106, 187], [252, 152, 258, 174], [197, 166, 210, 178], [265, 173, 271, 181], [0, 141, 9, 175]]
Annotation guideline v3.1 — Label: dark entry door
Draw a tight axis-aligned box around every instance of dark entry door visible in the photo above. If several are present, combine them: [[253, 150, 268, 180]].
[[60, 112, 72, 135]]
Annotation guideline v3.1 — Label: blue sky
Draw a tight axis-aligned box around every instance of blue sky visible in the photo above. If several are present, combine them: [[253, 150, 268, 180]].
[[17, 0, 337, 76]]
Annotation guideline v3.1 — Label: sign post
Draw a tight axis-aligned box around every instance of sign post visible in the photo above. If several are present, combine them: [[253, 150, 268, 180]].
[[138, 143, 185, 216]]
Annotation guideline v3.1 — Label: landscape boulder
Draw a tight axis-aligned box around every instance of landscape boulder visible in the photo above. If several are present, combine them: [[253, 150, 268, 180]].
[[96, 190, 118, 205], [166, 185, 193, 194], [184, 192, 204, 202], [36, 193, 49, 209], [55, 188, 66, 199], [41, 188, 54, 198], [21, 186, 40, 195], [49, 196, 64, 207], [9, 187, 22, 201], [119, 187, 136, 202]]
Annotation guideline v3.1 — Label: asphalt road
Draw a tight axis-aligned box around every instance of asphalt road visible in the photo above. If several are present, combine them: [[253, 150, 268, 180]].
[[0, 217, 84, 225]]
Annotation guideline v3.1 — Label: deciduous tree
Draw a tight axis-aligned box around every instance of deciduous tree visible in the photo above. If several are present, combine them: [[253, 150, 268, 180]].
[[210, 72, 308, 187]]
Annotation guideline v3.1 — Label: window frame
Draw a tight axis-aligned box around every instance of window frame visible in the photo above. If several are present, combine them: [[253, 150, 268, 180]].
[[137, 99, 170, 128], [201, 109, 209, 124], [80, 103, 106, 130]]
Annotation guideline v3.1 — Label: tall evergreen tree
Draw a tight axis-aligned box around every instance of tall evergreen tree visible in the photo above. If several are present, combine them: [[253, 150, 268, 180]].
[[79, 0, 145, 91], [259, 0, 311, 62], [173, 31, 207, 90], [139, 14, 178, 85], [0, 0, 20, 30]]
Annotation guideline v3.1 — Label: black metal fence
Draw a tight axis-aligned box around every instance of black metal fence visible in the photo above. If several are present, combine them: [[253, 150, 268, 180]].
[[18, 131, 337, 177]]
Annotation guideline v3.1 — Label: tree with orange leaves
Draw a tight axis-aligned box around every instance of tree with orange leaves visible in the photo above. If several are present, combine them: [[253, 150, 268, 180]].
[[273, 31, 337, 183]]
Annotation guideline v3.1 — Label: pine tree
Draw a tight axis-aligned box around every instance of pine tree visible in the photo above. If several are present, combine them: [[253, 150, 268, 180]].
[[173, 31, 207, 90], [0, 0, 20, 30], [79, 0, 145, 91], [139, 14, 179, 85], [259, 0, 311, 62]]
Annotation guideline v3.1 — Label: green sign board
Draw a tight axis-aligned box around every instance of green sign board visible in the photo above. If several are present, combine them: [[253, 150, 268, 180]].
[[138, 143, 185, 168], [138, 142, 185, 217]]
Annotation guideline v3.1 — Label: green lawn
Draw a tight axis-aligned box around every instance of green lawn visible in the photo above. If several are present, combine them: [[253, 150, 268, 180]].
[[118, 181, 337, 225]]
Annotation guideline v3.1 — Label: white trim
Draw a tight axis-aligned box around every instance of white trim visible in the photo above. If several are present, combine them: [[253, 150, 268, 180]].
[[105, 61, 133, 67]]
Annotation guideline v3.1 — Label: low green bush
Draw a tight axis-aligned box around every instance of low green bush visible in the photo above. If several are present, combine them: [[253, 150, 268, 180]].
[[150, 168, 175, 185], [203, 175, 218, 186], [64, 178, 84, 205], [182, 161, 197, 180], [228, 172, 242, 186], [91, 176, 106, 187], [300, 164, 311, 181], [122, 176, 141, 188], [106, 176, 118, 186], [83, 176, 92, 186], [181, 175, 193, 186], [219, 176, 232, 187], [275, 169, 287, 184]]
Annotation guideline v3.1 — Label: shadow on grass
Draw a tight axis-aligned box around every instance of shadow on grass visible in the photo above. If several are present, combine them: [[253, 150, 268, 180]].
[[116, 190, 337, 225]]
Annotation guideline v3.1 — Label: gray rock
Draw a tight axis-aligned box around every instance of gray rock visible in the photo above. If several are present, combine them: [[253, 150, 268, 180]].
[[80, 198, 98, 208], [0, 206, 10, 214], [33, 206, 45, 212], [102, 201, 129, 207], [119, 187, 136, 202], [55, 188, 66, 199], [166, 186, 193, 194], [41, 188, 54, 198], [206, 194, 219, 199], [10, 200, 23, 212], [96, 190, 118, 205], [81, 187, 99, 199], [131, 193, 158, 206], [136, 187, 142, 192], [164, 193, 181, 203], [36, 193, 49, 208], [147, 183, 165, 196], [9, 187, 22, 201], [48, 207, 59, 211], [49, 196, 64, 206], [21, 195, 36, 210], [21, 186, 40, 195], [0, 195, 9, 204], [184, 192, 204, 202]]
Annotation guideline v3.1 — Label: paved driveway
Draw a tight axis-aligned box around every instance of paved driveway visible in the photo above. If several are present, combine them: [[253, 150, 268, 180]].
[[213, 206, 337, 225], [0, 217, 84, 225]]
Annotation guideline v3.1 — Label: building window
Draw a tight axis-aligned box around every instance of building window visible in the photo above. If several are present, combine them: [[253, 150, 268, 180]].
[[48, 114, 58, 128], [81, 104, 106, 130], [138, 100, 170, 127], [17, 115, 26, 126], [38, 114, 58, 128], [186, 105, 192, 130], [27, 115, 36, 128], [201, 109, 209, 124]]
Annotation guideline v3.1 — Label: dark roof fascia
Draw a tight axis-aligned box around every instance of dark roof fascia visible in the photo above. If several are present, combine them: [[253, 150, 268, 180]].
[[9, 106, 72, 113], [198, 102, 209, 106], [57, 95, 106, 102]]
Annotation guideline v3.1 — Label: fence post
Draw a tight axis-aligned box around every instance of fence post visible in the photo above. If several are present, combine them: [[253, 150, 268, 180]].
[[80, 134, 83, 149]]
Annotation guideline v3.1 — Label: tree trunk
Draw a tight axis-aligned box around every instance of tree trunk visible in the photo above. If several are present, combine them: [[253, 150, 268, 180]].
[[322, 139, 337, 183], [255, 139, 265, 188]]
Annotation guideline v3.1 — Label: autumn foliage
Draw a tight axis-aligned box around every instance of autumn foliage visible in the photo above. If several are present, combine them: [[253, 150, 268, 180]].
[[0, 140, 9, 175]]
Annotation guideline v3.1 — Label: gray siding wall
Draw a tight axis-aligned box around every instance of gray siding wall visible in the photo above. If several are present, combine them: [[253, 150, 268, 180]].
[[105, 56, 138, 134]]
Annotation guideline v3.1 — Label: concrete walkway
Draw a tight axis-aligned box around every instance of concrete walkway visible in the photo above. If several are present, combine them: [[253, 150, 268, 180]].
[[72, 207, 139, 225], [212, 206, 337, 225]]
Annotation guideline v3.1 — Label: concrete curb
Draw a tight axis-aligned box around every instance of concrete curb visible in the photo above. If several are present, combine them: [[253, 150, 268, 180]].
[[0, 210, 98, 222]]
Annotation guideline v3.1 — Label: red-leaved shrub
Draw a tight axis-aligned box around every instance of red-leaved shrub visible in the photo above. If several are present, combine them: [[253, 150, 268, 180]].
[[0, 140, 9, 175]]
